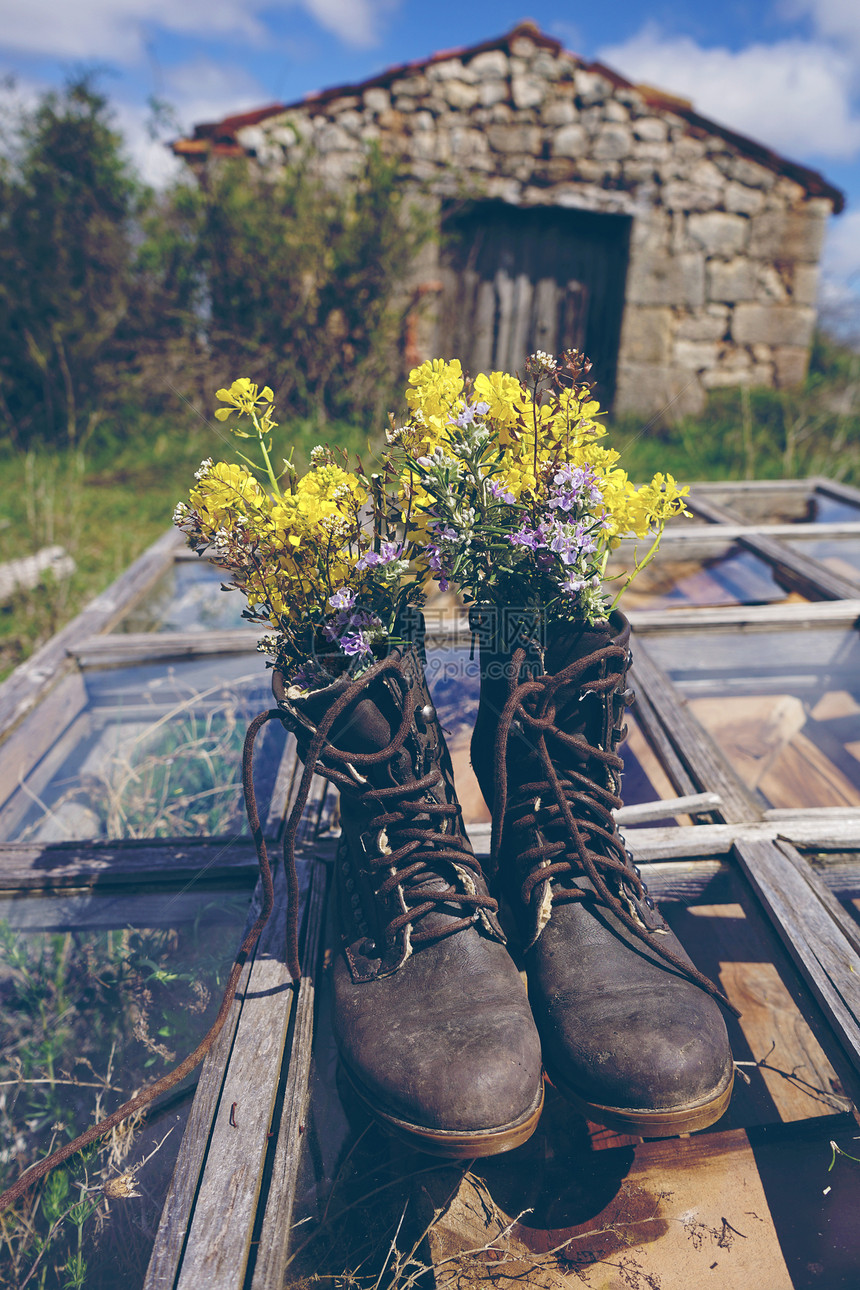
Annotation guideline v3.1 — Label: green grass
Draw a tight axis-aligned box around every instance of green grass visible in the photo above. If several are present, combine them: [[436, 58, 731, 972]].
[[0, 406, 375, 681], [609, 333, 860, 486]]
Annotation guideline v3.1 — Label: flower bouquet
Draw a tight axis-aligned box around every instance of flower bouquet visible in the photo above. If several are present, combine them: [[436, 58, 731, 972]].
[[174, 378, 423, 688], [384, 348, 689, 644]]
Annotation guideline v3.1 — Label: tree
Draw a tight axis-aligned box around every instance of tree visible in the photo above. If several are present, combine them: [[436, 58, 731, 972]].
[[0, 77, 144, 446], [136, 145, 431, 434]]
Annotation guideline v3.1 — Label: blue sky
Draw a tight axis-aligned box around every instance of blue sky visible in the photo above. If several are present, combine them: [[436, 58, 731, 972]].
[[2, 0, 860, 324]]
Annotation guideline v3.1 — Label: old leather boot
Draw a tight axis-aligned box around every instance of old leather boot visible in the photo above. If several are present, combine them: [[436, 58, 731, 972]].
[[470, 608, 734, 1137], [273, 637, 544, 1157]]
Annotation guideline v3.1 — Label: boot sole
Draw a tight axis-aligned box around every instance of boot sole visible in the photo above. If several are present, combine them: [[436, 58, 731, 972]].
[[341, 1063, 545, 1158], [545, 1064, 734, 1137]]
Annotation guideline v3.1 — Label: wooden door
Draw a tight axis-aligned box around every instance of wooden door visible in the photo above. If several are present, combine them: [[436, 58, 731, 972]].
[[437, 200, 631, 405]]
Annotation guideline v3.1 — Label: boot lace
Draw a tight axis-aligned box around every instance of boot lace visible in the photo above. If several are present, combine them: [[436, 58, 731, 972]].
[[269, 653, 497, 976], [493, 642, 737, 1013]]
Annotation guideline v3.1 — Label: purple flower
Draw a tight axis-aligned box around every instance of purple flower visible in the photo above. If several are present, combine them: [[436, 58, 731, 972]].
[[356, 550, 383, 569], [329, 587, 355, 611], [450, 400, 490, 429], [508, 524, 541, 551], [488, 479, 516, 505], [425, 543, 443, 572], [560, 571, 586, 596], [339, 630, 372, 658], [549, 464, 603, 511]]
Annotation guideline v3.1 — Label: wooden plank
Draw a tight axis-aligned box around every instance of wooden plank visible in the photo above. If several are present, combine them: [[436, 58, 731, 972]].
[[625, 683, 697, 798], [654, 521, 860, 543], [614, 791, 722, 825], [740, 533, 860, 602], [667, 895, 848, 1123], [629, 639, 764, 823], [813, 476, 860, 508], [143, 878, 268, 1290], [0, 838, 262, 891], [0, 527, 182, 743], [0, 668, 87, 814], [72, 628, 261, 667], [772, 838, 860, 960], [694, 478, 818, 494], [733, 837, 860, 1078], [174, 865, 296, 1289], [629, 599, 860, 633], [468, 817, 860, 863], [249, 854, 329, 1287], [421, 1126, 794, 1290]]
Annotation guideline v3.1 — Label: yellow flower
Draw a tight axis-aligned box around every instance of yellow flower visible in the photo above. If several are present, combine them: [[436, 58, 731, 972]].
[[188, 462, 270, 537], [473, 371, 524, 446], [214, 378, 275, 421]]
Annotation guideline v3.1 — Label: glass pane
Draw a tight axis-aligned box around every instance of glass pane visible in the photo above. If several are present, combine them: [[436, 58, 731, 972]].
[[0, 656, 285, 843], [114, 559, 249, 634], [695, 485, 860, 526], [807, 852, 860, 931], [785, 536, 860, 586], [606, 541, 799, 611], [647, 626, 860, 809], [0, 881, 252, 1290], [285, 859, 850, 1289]]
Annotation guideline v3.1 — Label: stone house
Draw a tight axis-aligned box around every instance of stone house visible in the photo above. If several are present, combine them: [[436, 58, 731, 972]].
[[174, 22, 844, 419]]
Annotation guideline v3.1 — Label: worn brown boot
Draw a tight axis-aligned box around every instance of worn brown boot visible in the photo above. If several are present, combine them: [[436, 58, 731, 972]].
[[470, 607, 734, 1137], [274, 633, 544, 1157]]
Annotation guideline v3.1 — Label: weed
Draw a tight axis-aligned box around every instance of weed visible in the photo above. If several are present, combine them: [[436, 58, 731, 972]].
[[0, 898, 248, 1288]]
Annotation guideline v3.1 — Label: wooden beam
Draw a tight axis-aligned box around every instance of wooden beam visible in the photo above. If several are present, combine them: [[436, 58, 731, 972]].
[[614, 791, 723, 824], [733, 836, 860, 1079], [172, 867, 297, 1289], [0, 527, 183, 743], [71, 628, 261, 667], [628, 600, 860, 634], [739, 533, 860, 601], [0, 838, 263, 892], [813, 476, 860, 509], [144, 876, 270, 1290], [631, 521, 860, 544], [249, 854, 329, 1285]]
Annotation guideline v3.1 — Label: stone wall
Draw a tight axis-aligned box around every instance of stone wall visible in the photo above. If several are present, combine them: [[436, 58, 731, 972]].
[[228, 26, 838, 418]]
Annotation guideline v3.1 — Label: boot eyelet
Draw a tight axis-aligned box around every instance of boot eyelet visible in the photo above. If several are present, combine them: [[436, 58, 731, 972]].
[[421, 704, 435, 721], [350, 893, 361, 908], [645, 895, 655, 910], [341, 860, 351, 875], [345, 878, 355, 893]]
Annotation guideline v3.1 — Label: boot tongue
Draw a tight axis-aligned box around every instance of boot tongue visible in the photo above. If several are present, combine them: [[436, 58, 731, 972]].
[[290, 652, 419, 784], [544, 618, 614, 678]]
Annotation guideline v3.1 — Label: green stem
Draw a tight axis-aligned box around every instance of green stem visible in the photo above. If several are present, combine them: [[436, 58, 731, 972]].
[[608, 527, 665, 613], [251, 411, 281, 496]]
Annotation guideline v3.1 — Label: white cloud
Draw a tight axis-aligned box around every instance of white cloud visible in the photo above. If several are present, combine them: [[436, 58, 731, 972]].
[[598, 27, 860, 161], [302, 0, 396, 49], [781, 0, 860, 63], [116, 58, 268, 186], [1, 0, 263, 62], [0, 0, 395, 62]]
